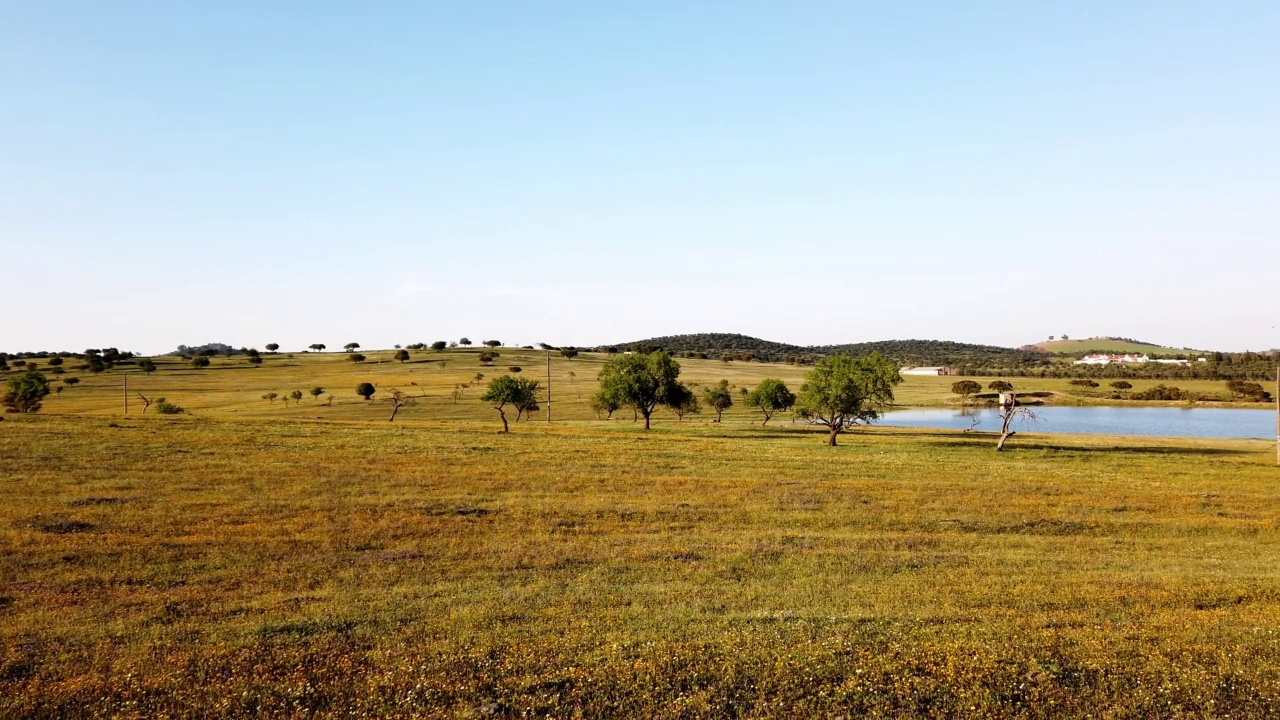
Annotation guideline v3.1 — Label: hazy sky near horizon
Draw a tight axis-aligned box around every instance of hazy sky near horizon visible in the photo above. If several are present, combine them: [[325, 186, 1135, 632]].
[[3, 1, 1278, 355]]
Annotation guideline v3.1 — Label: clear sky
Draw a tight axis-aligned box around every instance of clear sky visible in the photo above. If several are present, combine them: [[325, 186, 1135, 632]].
[[3, 2, 1277, 354]]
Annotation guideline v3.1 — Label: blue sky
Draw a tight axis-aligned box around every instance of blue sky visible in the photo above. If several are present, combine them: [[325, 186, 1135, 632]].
[[3, 2, 1277, 354]]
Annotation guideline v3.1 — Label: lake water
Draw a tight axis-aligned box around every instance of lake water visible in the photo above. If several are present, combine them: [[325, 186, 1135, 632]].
[[881, 406, 1276, 440]]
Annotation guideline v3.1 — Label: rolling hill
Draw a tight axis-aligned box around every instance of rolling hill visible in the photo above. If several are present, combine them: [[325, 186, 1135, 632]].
[[1031, 337, 1201, 355], [616, 333, 1042, 366]]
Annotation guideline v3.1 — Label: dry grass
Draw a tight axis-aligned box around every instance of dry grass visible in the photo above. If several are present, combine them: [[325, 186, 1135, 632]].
[[2, 412, 1278, 717], [30, 348, 1261, 426]]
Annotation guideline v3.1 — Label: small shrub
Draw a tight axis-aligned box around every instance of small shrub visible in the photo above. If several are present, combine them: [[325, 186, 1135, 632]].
[[1068, 379, 1100, 388], [154, 398, 185, 415], [1109, 381, 1133, 390], [509, 366, 522, 373]]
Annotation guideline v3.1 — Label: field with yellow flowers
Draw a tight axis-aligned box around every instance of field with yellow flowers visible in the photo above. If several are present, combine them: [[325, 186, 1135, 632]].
[[3, 395, 1278, 716]]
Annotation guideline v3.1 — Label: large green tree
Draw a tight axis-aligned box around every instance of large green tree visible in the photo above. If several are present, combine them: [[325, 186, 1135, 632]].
[[794, 354, 901, 446], [3, 370, 51, 413], [746, 378, 796, 425], [595, 351, 688, 430]]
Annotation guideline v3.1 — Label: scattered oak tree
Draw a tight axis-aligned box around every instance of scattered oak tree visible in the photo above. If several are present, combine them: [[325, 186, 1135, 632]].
[[356, 382, 376, 401], [1110, 381, 1133, 391], [459, 338, 472, 347], [394, 349, 410, 363], [265, 343, 279, 352], [483, 340, 501, 348], [139, 360, 158, 374], [349, 353, 367, 363], [309, 344, 326, 352], [431, 341, 448, 351], [190, 357, 210, 369], [344, 343, 360, 352], [702, 380, 734, 422], [668, 383, 701, 421], [595, 350, 689, 430], [3, 370, 51, 413], [309, 386, 324, 401], [950, 380, 982, 398], [480, 375, 539, 432], [746, 378, 796, 425], [988, 380, 1014, 393], [262, 392, 278, 404], [794, 354, 901, 446], [289, 390, 303, 404]]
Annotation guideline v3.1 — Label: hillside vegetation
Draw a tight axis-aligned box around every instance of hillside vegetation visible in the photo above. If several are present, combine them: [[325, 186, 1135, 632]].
[[620, 333, 1041, 366]]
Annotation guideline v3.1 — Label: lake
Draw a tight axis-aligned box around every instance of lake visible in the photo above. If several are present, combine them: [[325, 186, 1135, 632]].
[[881, 405, 1277, 440]]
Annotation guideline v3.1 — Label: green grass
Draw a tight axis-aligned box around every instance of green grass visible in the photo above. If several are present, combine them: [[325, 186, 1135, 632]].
[[2, 413, 1279, 717], [1032, 338, 1200, 355]]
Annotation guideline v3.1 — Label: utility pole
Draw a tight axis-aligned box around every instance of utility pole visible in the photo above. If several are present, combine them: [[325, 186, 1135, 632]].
[[123, 375, 128, 416], [547, 348, 552, 423]]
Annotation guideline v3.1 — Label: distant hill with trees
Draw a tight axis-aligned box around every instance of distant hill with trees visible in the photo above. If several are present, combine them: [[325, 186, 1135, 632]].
[[615, 333, 1041, 366], [1031, 337, 1201, 354]]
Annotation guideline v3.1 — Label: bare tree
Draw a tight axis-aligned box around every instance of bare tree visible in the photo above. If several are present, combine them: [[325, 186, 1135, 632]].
[[136, 393, 153, 414], [995, 392, 1040, 452], [386, 388, 413, 422]]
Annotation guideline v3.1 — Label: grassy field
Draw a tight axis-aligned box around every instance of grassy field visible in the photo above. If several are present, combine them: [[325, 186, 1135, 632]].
[[22, 348, 1263, 426], [1032, 339, 1200, 355], [2, 413, 1278, 717]]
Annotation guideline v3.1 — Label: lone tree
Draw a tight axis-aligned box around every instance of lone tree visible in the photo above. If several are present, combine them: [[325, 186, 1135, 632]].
[[559, 348, 579, 359], [3, 370, 51, 413], [746, 378, 796, 425], [480, 375, 539, 432], [394, 349, 410, 363], [356, 382, 376, 401], [794, 354, 901, 446], [431, 341, 448, 351], [191, 357, 211, 369], [459, 338, 472, 347], [265, 343, 279, 352], [344, 343, 360, 352], [988, 380, 1014, 393], [483, 340, 501, 348], [309, 386, 324, 401], [386, 389, 414, 422], [139, 360, 158, 374], [309, 344, 326, 352], [995, 393, 1040, 452], [703, 380, 734, 422], [595, 350, 689, 430], [951, 380, 982, 398]]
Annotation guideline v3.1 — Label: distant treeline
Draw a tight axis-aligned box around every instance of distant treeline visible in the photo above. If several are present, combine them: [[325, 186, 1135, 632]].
[[616, 334, 1279, 381]]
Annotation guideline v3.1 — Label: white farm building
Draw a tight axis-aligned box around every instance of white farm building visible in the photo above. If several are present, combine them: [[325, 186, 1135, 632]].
[[899, 366, 953, 376]]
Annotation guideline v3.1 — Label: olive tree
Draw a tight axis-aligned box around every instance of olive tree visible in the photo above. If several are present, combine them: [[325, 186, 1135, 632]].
[[746, 378, 796, 425], [794, 354, 901, 446], [595, 350, 688, 430]]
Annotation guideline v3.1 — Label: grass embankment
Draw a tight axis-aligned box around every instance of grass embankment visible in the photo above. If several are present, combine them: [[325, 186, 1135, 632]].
[[2, 415, 1278, 717], [29, 348, 1263, 423], [1033, 339, 1200, 355]]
